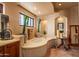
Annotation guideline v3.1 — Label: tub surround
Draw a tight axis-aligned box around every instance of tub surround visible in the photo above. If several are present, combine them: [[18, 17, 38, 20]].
[[21, 36, 57, 57], [22, 37, 56, 48]]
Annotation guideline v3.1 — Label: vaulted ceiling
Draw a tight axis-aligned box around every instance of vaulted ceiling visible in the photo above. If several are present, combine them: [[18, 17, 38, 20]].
[[18, 2, 54, 16], [17, 2, 78, 16]]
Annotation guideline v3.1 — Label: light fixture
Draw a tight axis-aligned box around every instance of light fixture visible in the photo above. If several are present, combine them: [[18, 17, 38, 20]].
[[58, 3, 62, 6]]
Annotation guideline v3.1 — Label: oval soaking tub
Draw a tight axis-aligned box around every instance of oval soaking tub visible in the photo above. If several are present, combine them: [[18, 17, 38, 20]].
[[21, 37, 56, 57]]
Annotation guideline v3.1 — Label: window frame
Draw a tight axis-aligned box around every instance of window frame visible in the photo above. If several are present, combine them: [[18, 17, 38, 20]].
[[19, 12, 34, 27]]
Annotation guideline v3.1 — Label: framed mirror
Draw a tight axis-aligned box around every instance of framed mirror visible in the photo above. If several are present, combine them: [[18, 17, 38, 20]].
[[58, 23, 64, 33]]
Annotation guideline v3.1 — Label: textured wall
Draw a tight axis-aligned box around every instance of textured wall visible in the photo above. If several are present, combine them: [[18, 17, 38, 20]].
[[68, 5, 78, 44], [4, 2, 36, 35], [78, 2, 79, 17], [40, 4, 78, 38], [69, 5, 78, 25], [40, 10, 68, 37], [45, 11, 68, 37]]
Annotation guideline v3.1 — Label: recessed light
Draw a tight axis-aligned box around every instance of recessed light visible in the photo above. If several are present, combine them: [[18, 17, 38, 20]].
[[58, 3, 62, 6]]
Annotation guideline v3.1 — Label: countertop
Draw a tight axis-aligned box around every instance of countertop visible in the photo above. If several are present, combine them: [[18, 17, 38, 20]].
[[0, 35, 23, 47]]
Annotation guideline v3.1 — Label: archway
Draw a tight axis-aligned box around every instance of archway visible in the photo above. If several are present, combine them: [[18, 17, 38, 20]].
[[55, 16, 67, 38]]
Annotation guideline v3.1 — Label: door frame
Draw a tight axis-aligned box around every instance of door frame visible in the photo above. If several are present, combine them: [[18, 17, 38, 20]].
[[69, 25, 79, 46]]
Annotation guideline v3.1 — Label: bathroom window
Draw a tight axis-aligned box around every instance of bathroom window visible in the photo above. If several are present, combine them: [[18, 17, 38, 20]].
[[19, 13, 34, 27]]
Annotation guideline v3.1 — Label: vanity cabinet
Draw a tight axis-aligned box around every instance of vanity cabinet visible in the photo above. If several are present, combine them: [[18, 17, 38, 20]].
[[0, 47, 4, 57], [4, 41, 20, 57], [0, 41, 20, 57]]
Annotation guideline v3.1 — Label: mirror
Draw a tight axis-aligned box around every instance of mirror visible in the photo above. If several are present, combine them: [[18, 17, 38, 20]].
[[58, 23, 64, 33]]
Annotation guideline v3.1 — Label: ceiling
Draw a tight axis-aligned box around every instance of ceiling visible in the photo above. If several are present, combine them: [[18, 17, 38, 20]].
[[53, 2, 78, 12], [18, 2, 54, 16], [18, 2, 78, 16]]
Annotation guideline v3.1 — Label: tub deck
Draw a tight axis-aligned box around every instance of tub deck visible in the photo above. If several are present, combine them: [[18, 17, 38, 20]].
[[21, 37, 57, 57]]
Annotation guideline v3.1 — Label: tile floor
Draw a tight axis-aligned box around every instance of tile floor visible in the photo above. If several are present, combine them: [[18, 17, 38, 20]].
[[49, 47, 79, 57]]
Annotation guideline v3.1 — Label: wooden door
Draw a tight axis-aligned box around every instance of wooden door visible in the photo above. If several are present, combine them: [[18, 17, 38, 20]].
[[69, 25, 79, 46]]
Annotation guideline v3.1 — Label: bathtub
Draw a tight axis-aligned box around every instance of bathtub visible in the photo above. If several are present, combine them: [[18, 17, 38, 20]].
[[21, 37, 57, 57]]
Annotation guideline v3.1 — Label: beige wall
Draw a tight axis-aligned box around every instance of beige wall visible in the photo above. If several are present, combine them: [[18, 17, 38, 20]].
[[68, 5, 78, 25], [4, 2, 78, 36], [40, 4, 78, 37], [78, 2, 79, 17], [39, 16, 47, 34], [68, 5, 78, 44], [40, 10, 69, 37], [4, 2, 36, 35], [46, 11, 68, 37]]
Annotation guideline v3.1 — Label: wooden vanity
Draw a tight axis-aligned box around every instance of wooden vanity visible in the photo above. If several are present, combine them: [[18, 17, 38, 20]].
[[0, 39, 20, 57]]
